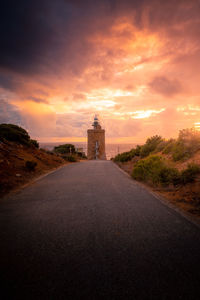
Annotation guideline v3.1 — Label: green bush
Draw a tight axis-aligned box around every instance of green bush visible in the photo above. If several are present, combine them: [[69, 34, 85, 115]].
[[0, 124, 30, 145], [153, 140, 168, 153], [114, 145, 141, 162], [132, 155, 163, 183], [132, 156, 200, 186], [140, 135, 164, 158], [63, 155, 77, 162], [172, 141, 190, 161], [181, 163, 200, 184], [46, 150, 54, 155], [132, 155, 180, 186], [179, 128, 200, 151], [134, 145, 142, 156], [162, 139, 176, 154], [54, 144, 75, 154], [30, 139, 39, 148], [158, 166, 181, 186], [25, 160, 37, 171], [40, 148, 53, 155], [114, 151, 132, 162], [0, 123, 40, 148], [172, 129, 200, 161]]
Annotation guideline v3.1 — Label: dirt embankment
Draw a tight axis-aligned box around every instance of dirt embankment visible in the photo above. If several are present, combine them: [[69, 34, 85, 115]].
[[0, 140, 68, 197], [115, 152, 200, 218]]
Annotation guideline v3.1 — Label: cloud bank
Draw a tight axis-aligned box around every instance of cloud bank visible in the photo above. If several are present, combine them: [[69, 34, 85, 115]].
[[0, 0, 200, 142]]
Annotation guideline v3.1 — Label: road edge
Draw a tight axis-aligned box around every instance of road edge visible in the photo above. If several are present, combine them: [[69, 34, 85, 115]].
[[112, 161, 200, 230], [1, 162, 78, 201]]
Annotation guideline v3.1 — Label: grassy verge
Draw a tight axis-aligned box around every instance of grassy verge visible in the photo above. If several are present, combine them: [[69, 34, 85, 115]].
[[113, 127, 200, 218]]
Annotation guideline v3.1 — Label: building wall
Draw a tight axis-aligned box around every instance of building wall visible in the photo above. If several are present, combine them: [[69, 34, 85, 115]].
[[87, 129, 106, 160]]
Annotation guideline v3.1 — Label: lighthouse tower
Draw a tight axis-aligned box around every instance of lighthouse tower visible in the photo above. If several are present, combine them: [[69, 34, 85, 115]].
[[87, 116, 106, 160]]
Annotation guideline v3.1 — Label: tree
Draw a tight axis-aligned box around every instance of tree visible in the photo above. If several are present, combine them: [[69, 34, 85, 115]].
[[54, 144, 76, 154]]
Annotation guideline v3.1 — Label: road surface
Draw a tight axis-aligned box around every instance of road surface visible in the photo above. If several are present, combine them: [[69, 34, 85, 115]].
[[1, 160, 200, 299]]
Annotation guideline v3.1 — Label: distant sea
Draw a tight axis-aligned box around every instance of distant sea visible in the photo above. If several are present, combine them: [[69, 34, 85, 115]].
[[40, 142, 137, 160]]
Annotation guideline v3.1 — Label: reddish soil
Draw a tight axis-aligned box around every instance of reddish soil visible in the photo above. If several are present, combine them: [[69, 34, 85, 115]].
[[0, 140, 68, 197], [115, 154, 200, 219]]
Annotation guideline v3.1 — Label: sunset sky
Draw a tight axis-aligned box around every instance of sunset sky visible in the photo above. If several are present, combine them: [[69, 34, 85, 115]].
[[0, 0, 200, 143]]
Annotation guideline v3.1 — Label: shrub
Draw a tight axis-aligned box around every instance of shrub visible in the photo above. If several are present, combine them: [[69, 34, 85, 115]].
[[25, 160, 37, 171], [54, 144, 75, 154], [162, 139, 176, 154], [46, 150, 54, 155], [134, 145, 142, 156], [172, 128, 200, 161], [172, 141, 190, 161], [140, 135, 164, 157], [113, 145, 141, 162], [40, 148, 47, 152], [153, 140, 168, 153], [0, 123, 40, 148], [0, 124, 30, 145], [30, 139, 39, 148], [63, 155, 77, 162], [158, 166, 181, 186], [114, 151, 132, 162], [132, 159, 147, 181], [181, 163, 200, 184], [132, 155, 163, 183], [132, 155, 180, 186], [179, 128, 200, 151]]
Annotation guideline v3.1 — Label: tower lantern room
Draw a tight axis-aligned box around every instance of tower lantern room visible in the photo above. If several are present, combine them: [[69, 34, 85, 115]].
[[87, 115, 106, 160]]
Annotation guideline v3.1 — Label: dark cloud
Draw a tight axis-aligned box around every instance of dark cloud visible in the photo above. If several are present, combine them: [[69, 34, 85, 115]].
[[1, 0, 198, 78], [0, 73, 21, 92], [0, 0, 199, 95], [28, 96, 49, 104], [149, 76, 182, 97], [0, 99, 24, 125], [0, 0, 116, 77]]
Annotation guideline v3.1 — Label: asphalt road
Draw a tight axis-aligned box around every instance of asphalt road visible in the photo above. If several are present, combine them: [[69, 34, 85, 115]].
[[1, 160, 200, 299]]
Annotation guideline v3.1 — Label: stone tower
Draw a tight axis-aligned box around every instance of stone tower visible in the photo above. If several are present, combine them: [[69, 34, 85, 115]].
[[87, 116, 106, 160]]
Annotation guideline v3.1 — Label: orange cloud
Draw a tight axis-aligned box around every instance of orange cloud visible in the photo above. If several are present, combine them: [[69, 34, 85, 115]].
[[1, 0, 200, 143]]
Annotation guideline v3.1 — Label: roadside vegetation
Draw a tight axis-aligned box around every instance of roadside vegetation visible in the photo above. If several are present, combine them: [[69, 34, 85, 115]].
[[0, 123, 39, 148], [132, 156, 200, 186], [53, 143, 87, 162], [113, 128, 200, 186], [114, 128, 200, 165], [0, 124, 86, 196], [113, 128, 200, 216]]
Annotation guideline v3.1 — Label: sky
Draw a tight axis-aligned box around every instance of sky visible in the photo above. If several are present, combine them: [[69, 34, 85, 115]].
[[0, 0, 200, 143]]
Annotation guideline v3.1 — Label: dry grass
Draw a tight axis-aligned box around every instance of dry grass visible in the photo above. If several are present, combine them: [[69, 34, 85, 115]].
[[115, 153, 200, 219], [0, 141, 68, 197]]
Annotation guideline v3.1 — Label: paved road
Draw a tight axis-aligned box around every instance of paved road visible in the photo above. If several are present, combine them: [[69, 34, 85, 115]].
[[1, 161, 200, 299]]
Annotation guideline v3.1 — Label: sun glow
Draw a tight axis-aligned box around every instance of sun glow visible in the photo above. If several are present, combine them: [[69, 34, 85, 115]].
[[194, 122, 200, 130], [86, 89, 133, 100], [90, 100, 116, 110], [132, 109, 165, 119], [113, 109, 165, 119]]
